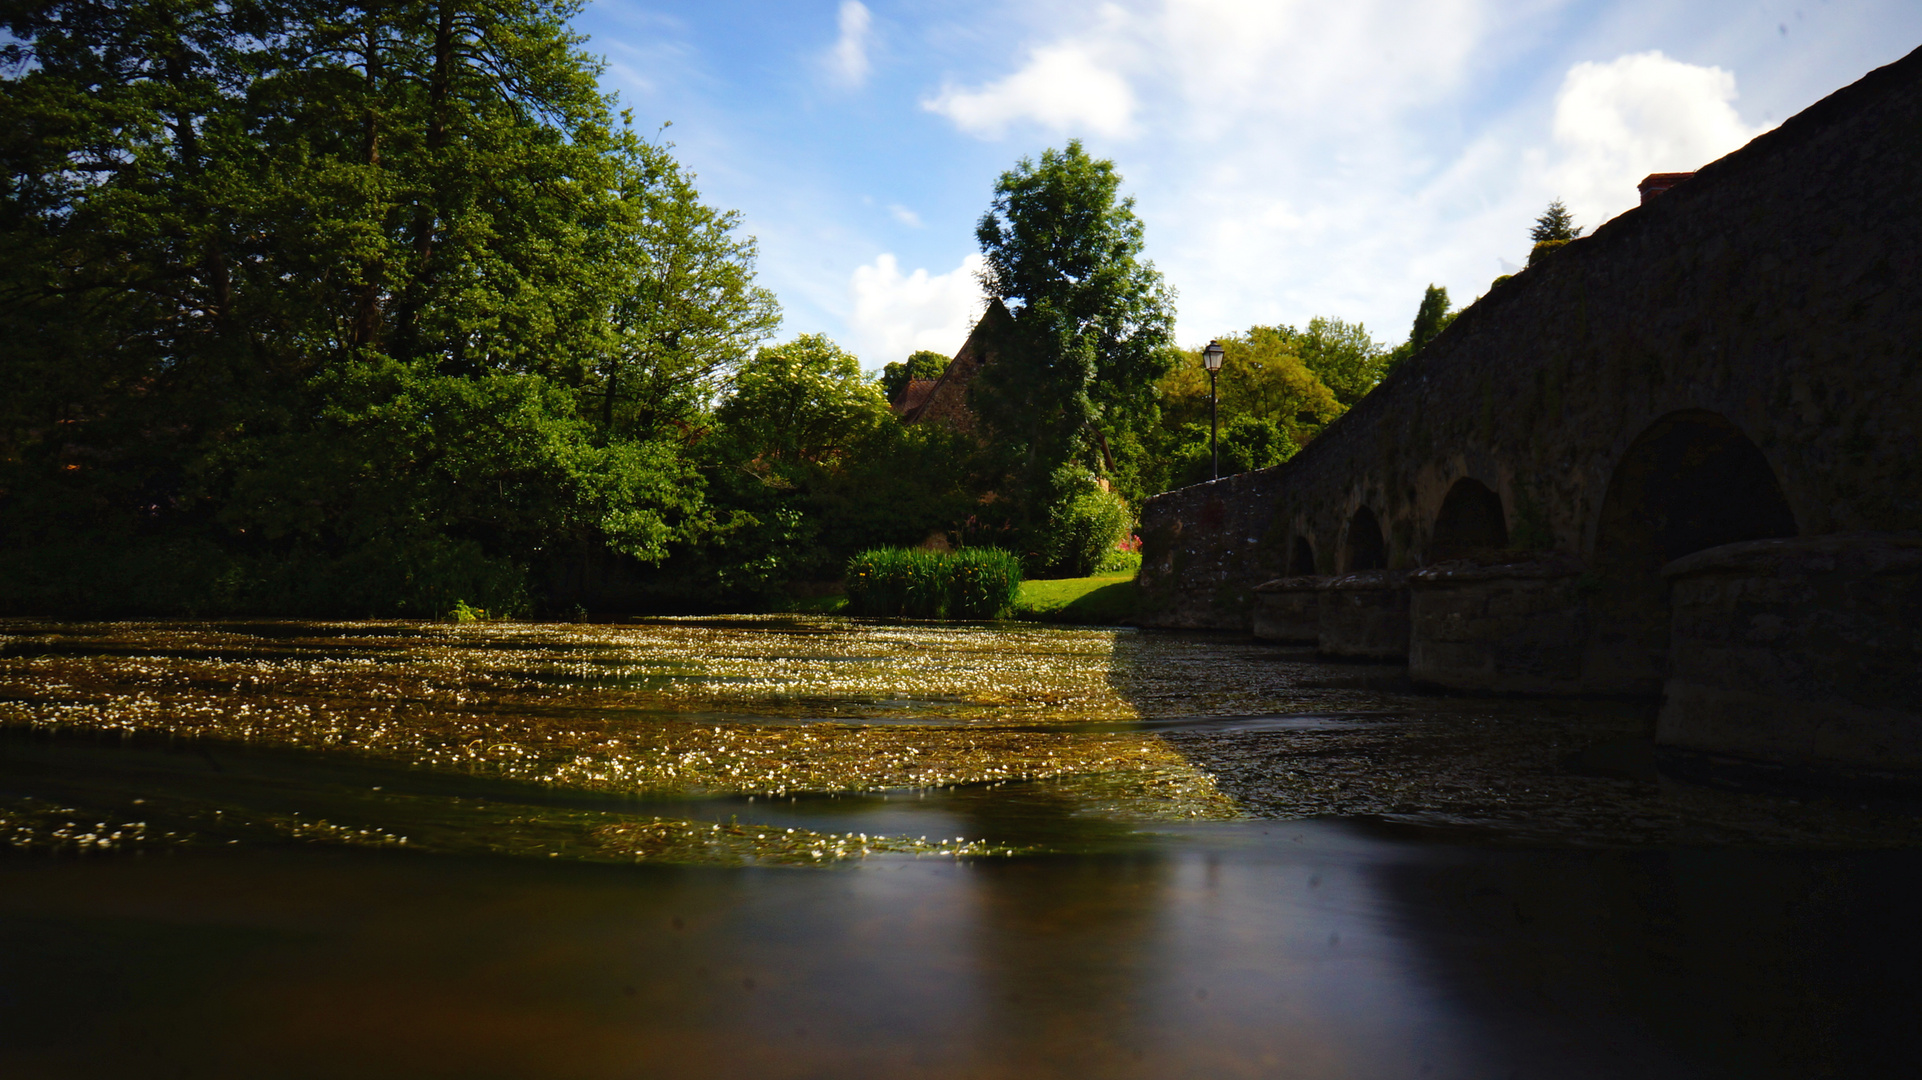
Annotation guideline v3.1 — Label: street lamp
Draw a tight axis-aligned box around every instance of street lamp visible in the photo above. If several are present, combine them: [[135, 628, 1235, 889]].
[[1202, 340, 1225, 480]]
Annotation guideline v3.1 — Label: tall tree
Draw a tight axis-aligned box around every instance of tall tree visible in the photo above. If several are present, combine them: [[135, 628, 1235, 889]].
[[596, 137, 781, 439], [971, 140, 1175, 516], [1407, 284, 1454, 353], [0, 0, 769, 615], [1531, 199, 1583, 242]]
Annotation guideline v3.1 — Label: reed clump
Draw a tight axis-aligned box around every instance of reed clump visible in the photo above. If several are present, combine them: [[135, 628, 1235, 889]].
[[844, 547, 1023, 619]]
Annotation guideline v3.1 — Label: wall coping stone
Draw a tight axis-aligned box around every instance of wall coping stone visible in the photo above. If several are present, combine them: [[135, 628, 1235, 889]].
[[1253, 575, 1330, 594], [1324, 570, 1411, 592], [1409, 552, 1588, 586], [1661, 532, 1922, 579]]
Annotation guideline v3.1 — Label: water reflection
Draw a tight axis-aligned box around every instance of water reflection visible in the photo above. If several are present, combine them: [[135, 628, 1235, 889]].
[[1, 617, 1918, 1077]]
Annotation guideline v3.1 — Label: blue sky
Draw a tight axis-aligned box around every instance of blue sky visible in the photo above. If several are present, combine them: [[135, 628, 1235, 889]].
[[571, 1, 1922, 369]]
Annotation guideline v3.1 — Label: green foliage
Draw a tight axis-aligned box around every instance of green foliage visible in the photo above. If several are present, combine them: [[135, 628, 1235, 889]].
[[1039, 471, 1131, 578], [1530, 199, 1584, 243], [1528, 239, 1572, 266], [0, 0, 776, 616], [1408, 285, 1455, 353], [880, 350, 949, 402], [716, 335, 892, 474], [945, 547, 1025, 620], [596, 140, 783, 437], [1162, 328, 1344, 445], [971, 141, 1175, 521], [843, 547, 1022, 619], [1293, 317, 1396, 407], [671, 335, 982, 605]]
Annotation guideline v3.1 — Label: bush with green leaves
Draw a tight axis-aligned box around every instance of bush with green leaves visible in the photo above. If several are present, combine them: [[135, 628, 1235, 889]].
[[844, 547, 1022, 619], [944, 547, 1025, 619], [1039, 475, 1131, 578]]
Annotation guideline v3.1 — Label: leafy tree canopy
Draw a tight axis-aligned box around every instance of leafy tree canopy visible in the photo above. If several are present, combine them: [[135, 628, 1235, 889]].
[[715, 335, 891, 480], [880, 349, 949, 402], [1287, 317, 1395, 407], [0, 0, 776, 615], [1161, 328, 1344, 447], [970, 140, 1176, 511]]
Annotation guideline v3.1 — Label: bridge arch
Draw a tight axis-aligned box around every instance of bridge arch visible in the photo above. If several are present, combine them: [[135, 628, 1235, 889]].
[[1288, 535, 1317, 576], [1429, 478, 1508, 562], [1587, 409, 1797, 691], [1343, 506, 1387, 572]]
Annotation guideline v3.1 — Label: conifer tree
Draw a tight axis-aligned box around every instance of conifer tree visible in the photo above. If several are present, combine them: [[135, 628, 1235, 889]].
[[1530, 199, 1584, 242]]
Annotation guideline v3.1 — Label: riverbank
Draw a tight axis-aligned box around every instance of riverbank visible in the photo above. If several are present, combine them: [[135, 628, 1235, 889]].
[[775, 572, 1138, 624]]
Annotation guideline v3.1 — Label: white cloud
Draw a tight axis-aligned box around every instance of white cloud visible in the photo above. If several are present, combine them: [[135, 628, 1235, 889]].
[[1541, 51, 1770, 227], [923, 44, 1138, 138], [848, 253, 987, 365], [888, 204, 923, 228], [827, 1, 872, 88]]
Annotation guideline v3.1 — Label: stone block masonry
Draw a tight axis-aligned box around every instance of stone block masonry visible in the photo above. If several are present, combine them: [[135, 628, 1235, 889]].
[[1139, 44, 1922, 779]]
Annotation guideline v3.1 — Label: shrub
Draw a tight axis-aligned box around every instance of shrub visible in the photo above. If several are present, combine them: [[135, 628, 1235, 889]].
[[1040, 484, 1130, 578], [1527, 238, 1570, 266], [844, 546, 1022, 619]]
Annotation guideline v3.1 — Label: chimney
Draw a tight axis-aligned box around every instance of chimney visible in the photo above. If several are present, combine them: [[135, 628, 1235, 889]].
[[1638, 172, 1694, 204]]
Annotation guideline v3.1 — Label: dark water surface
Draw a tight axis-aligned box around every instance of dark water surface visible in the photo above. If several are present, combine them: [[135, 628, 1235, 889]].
[[2, 617, 1918, 1078]]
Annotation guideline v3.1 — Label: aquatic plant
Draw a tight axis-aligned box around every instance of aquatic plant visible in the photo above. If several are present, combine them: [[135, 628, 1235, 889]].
[[844, 547, 1022, 619]]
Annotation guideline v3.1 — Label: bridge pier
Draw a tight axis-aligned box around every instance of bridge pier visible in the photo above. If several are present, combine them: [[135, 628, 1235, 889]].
[[1251, 577, 1322, 644], [1407, 556, 1591, 695], [1657, 533, 1922, 776], [1316, 571, 1411, 661]]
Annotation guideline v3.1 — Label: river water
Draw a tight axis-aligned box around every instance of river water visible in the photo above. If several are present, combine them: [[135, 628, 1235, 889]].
[[1, 617, 1917, 1078]]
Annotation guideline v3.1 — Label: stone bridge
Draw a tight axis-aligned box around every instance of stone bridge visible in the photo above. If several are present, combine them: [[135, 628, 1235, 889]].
[[1137, 45, 1922, 780]]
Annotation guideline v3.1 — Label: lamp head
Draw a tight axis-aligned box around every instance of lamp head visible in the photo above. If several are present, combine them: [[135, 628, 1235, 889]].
[[1202, 341, 1225, 372]]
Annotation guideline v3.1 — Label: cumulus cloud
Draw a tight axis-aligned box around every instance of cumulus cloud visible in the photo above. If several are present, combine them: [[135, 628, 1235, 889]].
[[848, 253, 986, 366], [1542, 51, 1770, 226], [827, 1, 872, 88], [923, 44, 1137, 138], [888, 203, 923, 228]]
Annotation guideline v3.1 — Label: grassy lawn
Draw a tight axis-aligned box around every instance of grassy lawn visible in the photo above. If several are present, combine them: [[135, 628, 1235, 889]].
[[770, 572, 1138, 624], [1011, 572, 1138, 624]]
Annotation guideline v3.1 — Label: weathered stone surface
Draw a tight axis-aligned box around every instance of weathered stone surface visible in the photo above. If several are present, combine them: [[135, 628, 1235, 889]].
[[1656, 533, 1922, 774], [1252, 576, 1324, 643], [1318, 571, 1411, 660], [1408, 555, 1593, 694], [1139, 45, 1922, 635], [1136, 469, 1292, 631]]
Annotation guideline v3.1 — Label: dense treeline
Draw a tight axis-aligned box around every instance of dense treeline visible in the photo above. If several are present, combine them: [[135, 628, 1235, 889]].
[[0, 0, 791, 614], [0, 1, 1437, 617]]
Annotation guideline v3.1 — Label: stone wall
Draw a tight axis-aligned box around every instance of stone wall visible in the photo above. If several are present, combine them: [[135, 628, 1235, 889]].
[[1136, 468, 1291, 630], [1140, 44, 1922, 632]]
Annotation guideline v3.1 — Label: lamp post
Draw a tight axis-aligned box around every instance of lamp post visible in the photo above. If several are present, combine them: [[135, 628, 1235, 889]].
[[1202, 340, 1225, 480]]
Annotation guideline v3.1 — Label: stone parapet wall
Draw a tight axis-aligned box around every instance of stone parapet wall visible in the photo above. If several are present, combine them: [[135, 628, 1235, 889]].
[[1138, 45, 1922, 632], [1136, 469, 1291, 630]]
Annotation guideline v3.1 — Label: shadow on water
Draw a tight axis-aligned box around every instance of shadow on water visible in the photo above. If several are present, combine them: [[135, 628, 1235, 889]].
[[1102, 628, 1922, 1079]]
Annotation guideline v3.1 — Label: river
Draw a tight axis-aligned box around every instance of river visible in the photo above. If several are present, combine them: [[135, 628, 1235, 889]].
[[2, 616, 1917, 1077]]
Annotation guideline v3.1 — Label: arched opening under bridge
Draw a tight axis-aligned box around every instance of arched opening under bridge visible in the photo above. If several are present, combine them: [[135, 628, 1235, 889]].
[[1344, 507, 1387, 573], [1430, 478, 1508, 562], [1587, 410, 1797, 692]]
